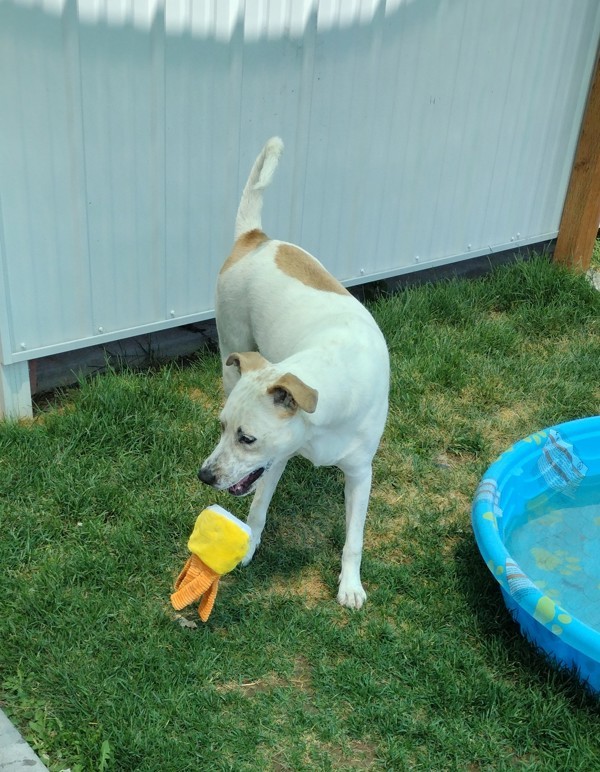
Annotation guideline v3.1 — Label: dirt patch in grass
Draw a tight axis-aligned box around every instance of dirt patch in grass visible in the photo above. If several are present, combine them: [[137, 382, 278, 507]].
[[216, 655, 314, 698], [187, 387, 220, 414], [270, 735, 379, 772], [371, 485, 405, 510], [265, 567, 330, 608], [488, 400, 540, 437], [370, 481, 471, 529], [494, 406, 524, 424], [216, 671, 287, 696], [303, 736, 379, 770], [290, 655, 314, 694]]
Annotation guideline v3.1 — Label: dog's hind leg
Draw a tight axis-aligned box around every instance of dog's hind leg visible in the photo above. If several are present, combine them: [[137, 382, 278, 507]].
[[337, 465, 372, 609], [241, 458, 289, 565]]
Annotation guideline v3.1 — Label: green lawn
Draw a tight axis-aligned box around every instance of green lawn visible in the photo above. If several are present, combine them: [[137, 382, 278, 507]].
[[592, 237, 600, 268], [1, 256, 599, 771]]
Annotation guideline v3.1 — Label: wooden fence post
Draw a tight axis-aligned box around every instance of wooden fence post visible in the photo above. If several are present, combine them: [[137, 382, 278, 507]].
[[554, 49, 600, 271]]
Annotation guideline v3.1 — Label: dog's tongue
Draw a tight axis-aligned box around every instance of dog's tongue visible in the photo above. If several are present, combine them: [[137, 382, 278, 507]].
[[228, 467, 265, 496]]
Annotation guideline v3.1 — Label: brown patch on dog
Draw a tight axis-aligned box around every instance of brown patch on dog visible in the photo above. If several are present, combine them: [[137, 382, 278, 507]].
[[275, 243, 350, 295], [220, 228, 268, 274], [226, 351, 269, 373]]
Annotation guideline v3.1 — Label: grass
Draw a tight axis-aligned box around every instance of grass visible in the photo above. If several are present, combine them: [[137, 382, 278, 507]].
[[592, 237, 600, 268], [1, 255, 600, 771]]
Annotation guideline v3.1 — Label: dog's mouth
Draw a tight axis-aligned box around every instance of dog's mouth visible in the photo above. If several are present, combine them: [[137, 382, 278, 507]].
[[228, 467, 265, 497]]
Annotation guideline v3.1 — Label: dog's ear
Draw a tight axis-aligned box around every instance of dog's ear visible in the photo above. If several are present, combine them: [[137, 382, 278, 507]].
[[226, 352, 269, 373], [267, 373, 318, 414]]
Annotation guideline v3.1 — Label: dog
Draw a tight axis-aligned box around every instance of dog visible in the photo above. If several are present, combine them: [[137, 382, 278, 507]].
[[198, 138, 389, 609]]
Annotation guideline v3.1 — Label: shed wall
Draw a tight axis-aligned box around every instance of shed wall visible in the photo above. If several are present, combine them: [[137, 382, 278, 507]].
[[1, 0, 599, 388]]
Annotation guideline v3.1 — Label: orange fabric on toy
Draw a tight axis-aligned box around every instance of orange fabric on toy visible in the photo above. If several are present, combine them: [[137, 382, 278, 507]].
[[171, 554, 220, 622]]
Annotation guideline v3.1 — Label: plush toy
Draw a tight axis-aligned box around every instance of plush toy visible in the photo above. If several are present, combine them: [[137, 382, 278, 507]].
[[171, 505, 251, 622]]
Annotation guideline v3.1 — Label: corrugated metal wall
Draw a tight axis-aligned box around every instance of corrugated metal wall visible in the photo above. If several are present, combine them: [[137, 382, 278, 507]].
[[1, 0, 599, 414]]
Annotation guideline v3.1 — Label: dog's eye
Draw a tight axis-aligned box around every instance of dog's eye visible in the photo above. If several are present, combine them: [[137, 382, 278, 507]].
[[238, 432, 256, 445]]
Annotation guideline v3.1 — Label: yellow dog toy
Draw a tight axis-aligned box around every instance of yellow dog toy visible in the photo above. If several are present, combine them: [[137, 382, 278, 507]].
[[171, 505, 251, 622]]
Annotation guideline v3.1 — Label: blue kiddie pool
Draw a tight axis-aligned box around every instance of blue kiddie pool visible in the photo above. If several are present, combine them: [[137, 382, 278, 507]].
[[472, 416, 600, 694]]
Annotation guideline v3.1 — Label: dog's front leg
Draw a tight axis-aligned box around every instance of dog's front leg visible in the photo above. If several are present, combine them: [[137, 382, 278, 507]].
[[337, 465, 372, 609], [241, 458, 289, 566]]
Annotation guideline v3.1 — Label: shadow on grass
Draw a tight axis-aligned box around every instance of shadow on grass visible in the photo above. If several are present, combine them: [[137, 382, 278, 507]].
[[239, 460, 347, 578]]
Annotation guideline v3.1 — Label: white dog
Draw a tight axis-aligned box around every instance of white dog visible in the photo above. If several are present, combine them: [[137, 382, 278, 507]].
[[198, 138, 389, 609]]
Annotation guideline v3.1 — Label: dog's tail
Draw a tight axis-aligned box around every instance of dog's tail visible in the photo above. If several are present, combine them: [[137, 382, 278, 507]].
[[235, 137, 284, 239]]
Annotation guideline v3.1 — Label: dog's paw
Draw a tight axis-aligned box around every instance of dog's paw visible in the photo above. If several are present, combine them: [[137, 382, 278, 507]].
[[241, 538, 260, 567], [337, 583, 367, 610]]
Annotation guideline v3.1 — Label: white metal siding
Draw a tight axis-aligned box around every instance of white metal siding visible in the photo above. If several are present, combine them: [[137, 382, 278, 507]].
[[1, 0, 599, 371]]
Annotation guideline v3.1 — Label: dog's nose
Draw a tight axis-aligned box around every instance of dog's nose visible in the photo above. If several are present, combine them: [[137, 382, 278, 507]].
[[198, 466, 217, 486]]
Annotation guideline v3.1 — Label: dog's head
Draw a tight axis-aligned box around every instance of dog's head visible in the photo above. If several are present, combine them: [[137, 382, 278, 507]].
[[198, 352, 318, 497]]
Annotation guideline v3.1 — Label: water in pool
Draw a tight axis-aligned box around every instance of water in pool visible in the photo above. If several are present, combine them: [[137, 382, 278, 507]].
[[505, 474, 600, 633]]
